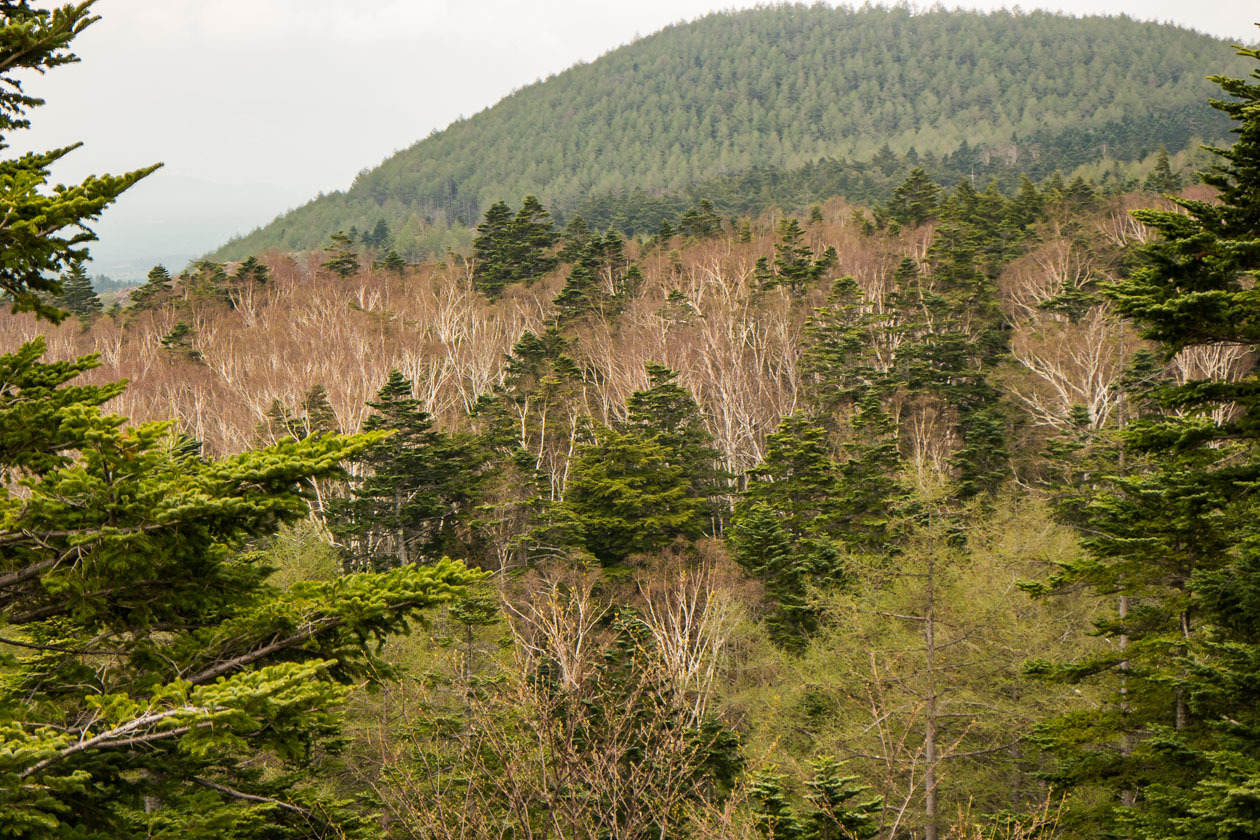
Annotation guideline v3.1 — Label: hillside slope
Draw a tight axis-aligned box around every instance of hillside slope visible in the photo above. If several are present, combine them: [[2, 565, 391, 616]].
[[213, 5, 1245, 260]]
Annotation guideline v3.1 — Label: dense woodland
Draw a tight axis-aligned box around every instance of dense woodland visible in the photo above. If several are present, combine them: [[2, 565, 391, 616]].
[[6, 2, 1260, 840], [212, 5, 1249, 261]]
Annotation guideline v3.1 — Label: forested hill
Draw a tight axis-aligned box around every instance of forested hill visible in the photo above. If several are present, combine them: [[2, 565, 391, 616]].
[[212, 5, 1246, 260]]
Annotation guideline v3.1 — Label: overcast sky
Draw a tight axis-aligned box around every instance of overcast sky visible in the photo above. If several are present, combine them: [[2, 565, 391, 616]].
[[10, 0, 1259, 277]]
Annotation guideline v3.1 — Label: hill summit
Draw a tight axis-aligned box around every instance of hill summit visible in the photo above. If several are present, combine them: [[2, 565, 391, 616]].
[[213, 4, 1244, 260]]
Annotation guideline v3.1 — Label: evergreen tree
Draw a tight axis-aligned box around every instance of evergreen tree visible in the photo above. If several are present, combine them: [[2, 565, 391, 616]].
[[0, 341, 479, 838], [472, 199, 514, 296], [731, 413, 848, 647], [52, 260, 101, 321], [800, 275, 871, 423], [377, 248, 407, 275], [872, 143, 899, 176], [729, 502, 820, 644], [365, 217, 391, 251], [233, 255, 270, 286], [321, 230, 359, 278], [129, 263, 173, 309], [509, 194, 559, 279], [888, 210, 1013, 498], [471, 196, 558, 297], [678, 198, 723, 239], [1143, 146, 1183, 193], [741, 413, 842, 541], [885, 167, 941, 227], [330, 370, 490, 570], [763, 217, 837, 296], [1008, 173, 1045, 229], [557, 213, 592, 262], [836, 392, 904, 553], [0, 3, 155, 320], [257, 384, 339, 444], [561, 426, 706, 564], [1031, 39, 1260, 838], [624, 362, 728, 525], [551, 240, 607, 324], [159, 320, 202, 363], [750, 758, 881, 840]]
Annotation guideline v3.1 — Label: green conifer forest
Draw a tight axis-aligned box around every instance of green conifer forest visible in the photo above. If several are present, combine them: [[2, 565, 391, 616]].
[[212, 5, 1250, 261], [5, 2, 1260, 838]]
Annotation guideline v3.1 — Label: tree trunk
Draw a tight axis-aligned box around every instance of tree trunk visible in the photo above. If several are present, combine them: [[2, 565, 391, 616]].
[[924, 551, 939, 840]]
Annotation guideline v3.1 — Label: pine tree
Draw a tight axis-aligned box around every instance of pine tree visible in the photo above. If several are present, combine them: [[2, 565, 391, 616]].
[[742, 413, 842, 541], [330, 371, 490, 570], [321, 230, 359, 278], [472, 199, 514, 296], [233, 255, 270, 286], [257, 384, 339, 444], [551, 240, 607, 325], [800, 275, 871, 422], [510, 194, 559, 280], [51, 260, 101, 321], [624, 362, 728, 526], [731, 413, 847, 647], [1143, 146, 1183, 193], [750, 758, 881, 840], [365, 217, 391, 251], [129, 263, 173, 309], [561, 427, 706, 564], [1031, 39, 1260, 838], [557, 213, 591, 262], [159, 320, 202, 363], [764, 217, 837, 296], [377, 248, 407, 275], [0, 344, 479, 837], [678, 198, 722, 239], [1008, 174, 1045, 229], [885, 167, 941, 227], [471, 196, 558, 297], [837, 392, 904, 553]]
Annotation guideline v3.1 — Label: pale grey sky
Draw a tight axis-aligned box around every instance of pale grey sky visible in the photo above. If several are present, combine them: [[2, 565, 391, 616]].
[[10, 0, 1259, 277]]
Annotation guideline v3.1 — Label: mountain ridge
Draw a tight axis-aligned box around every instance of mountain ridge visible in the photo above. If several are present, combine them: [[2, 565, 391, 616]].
[[211, 4, 1248, 261]]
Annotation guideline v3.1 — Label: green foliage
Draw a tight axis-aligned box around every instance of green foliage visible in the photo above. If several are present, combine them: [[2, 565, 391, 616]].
[[159, 320, 202, 363], [750, 758, 881, 840], [561, 427, 707, 564], [0, 2, 157, 320], [232, 255, 270, 286], [1143, 146, 1184, 193], [759, 218, 837, 296], [800, 275, 871, 419], [624, 362, 728, 524], [321, 230, 359, 278], [1031, 38, 1260, 839], [376, 248, 406, 275], [329, 370, 491, 570], [677, 197, 724, 239], [212, 6, 1242, 260], [551, 239, 608, 324], [51, 261, 101, 322], [128, 263, 173, 309], [258, 384, 339, 444], [471, 195, 558, 297], [886, 167, 941, 227], [731, 413, 846, 647], [0, 341, 480, 838]]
